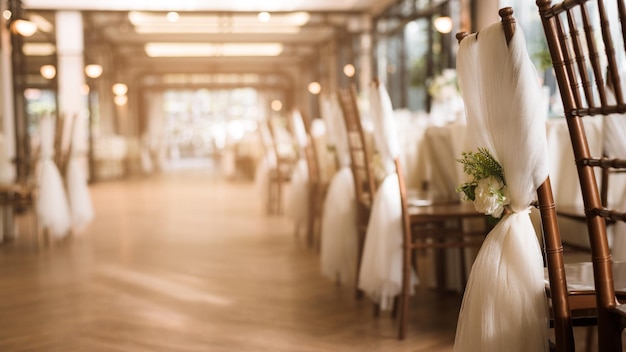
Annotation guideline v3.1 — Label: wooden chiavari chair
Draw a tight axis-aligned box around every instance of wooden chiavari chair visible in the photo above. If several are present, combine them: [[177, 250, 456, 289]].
[[360, 79, 489, 340], [337, 86, 377, 299], [455, 8, 576, 350], [535, 1, 626, 350]]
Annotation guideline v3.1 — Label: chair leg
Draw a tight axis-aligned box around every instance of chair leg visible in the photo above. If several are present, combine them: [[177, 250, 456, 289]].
[[398, 241, 412, 340], [355, 229, 366, 300]]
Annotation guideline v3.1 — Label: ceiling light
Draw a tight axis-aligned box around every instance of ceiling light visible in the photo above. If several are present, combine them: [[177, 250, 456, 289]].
[[166, 11, 179, 22], [112, 83, 128, 96], [13, 19, 37, 36], [343, 64, 355, 78], [129, 11, 309, 34], [434, 16, 453, 34], [258, 12, 271, 23], [22, 43, 55, 56], [144, 43, 284, 57], [40, 65, 56, 79], [307, 82, 321, 95], [271, 99, 282, 111], [3, 10, 12, 21], [85, 64, 103, 78]]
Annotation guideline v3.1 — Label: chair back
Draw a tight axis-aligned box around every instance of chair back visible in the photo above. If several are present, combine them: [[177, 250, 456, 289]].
[[458, 7, 573, 351], [338, 86, 376, 220], [298, 110, 321, 190], [537, 0, 626, 350]]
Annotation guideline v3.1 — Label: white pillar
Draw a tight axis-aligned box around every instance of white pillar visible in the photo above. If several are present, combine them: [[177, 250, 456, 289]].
[[55, 11, 87, 153], [358, 32, 372, 95], [1, 0, 15, 179]]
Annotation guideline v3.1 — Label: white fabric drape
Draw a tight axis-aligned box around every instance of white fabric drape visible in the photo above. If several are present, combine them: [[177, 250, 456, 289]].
[[320, 96, 358, 284], [454, 24, 549, 351], [604, 83, 626, 260], [358, 82, 417, 309], [285, 111, 310, 227], [254, 123, 277, 209], [285, 159, 309, 226], [37, 115, 72, 238], [66, 113, 94, 232], [0, 133, 14, 184]]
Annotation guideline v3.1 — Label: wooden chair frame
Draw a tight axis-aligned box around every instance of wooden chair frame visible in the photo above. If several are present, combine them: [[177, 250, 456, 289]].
[[536, 0, 626, 350], [337, 85, 377, 299]]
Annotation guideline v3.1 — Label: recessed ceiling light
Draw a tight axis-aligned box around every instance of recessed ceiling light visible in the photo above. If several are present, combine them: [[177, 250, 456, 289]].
[[144, 43, 284, 57]]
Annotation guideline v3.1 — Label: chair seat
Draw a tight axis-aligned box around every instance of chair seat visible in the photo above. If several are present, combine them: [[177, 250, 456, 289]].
[[544, 262, 626, 311]]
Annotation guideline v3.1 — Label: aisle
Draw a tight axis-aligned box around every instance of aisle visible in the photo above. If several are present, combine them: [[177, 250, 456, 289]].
[[0, 170, 460, 351]]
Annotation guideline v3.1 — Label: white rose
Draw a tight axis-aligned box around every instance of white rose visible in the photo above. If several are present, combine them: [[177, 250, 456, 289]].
[[473, 176, 508, 218]]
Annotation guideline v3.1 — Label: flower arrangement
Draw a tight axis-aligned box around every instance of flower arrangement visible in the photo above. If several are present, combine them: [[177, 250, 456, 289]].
[[456, 148, 510, 218], [428, 69, 459, 102]]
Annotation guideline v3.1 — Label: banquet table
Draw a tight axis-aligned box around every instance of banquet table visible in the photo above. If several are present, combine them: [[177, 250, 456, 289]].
[[394, 114, 626, 291]]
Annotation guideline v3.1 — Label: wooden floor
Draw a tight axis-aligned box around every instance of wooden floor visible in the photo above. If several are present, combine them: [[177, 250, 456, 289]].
[[0, 167, 464, 351]]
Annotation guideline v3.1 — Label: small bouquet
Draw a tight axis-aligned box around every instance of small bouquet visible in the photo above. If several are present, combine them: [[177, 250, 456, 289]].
[[456, 148, 510, 218]]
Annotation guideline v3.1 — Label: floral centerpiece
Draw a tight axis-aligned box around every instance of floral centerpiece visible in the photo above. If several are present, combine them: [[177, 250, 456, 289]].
[[428, 69, 464, 125], [456, 148, 510, 218], [428, 69, 459, 102]]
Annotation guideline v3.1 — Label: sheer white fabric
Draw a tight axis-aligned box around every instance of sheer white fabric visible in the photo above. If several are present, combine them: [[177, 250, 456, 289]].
[[37, 115, 72, 238], [291, 110, 308, 151], [454, 24, 549, 351], [358, 82, 417, 309], [320, 97, 358, 284], [604, 84, 626, 260], [320, 167, 357, 284], [254, 123, 277, 209], [285, 159, 308, 226], [66, 113, 94, 232], [285, 111, 309, 227], [0, 133, 15, 184]]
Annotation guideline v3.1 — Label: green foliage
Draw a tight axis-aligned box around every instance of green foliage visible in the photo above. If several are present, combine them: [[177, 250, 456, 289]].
[[457, 148, 504, 183], [455, 148, 505, 201]]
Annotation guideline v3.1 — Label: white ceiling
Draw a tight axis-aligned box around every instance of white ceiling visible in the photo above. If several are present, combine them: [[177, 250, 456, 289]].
[[23, 0, 393, 13], [21, 0, 394, 85]]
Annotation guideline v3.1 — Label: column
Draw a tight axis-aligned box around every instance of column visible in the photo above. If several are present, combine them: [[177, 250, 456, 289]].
[[55, 11, 87, 153], [358, 14, 373, 95], [0, 0, 15, 179]]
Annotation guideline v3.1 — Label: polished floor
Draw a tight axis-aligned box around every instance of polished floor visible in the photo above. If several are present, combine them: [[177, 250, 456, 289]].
[[0, 167, 466, 352]]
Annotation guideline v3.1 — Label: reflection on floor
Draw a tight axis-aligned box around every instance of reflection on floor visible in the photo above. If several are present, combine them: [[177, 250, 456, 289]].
[[0, 168, 596, 351]]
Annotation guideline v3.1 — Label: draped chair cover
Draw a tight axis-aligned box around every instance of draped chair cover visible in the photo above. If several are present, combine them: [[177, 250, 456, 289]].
[[37, 115, 72, 238], [604, 85, 626, 260], [454, 24, 549, 351], [320, 95, 358, 284], [254, 122, 276, 208], [357, 82, 417, 310], [66, 113, 94, 232], [0, 133, 14, 184], [285, 110, 309, 227]]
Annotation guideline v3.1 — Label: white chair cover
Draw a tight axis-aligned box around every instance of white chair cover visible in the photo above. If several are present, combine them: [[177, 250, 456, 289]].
[[604, 84, 626, 260], [320, 96, 358, 284], [66, 113, 94, 232], [284, 111, 309, 227], [454, 24, 549, 351], [358, 82, 417, 309], [0, 133, 15, 184], [291, 110, 308, 152], [37, 115, 71, 238], [254, 122, 276, 209], [284, 159, 309, 226]]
